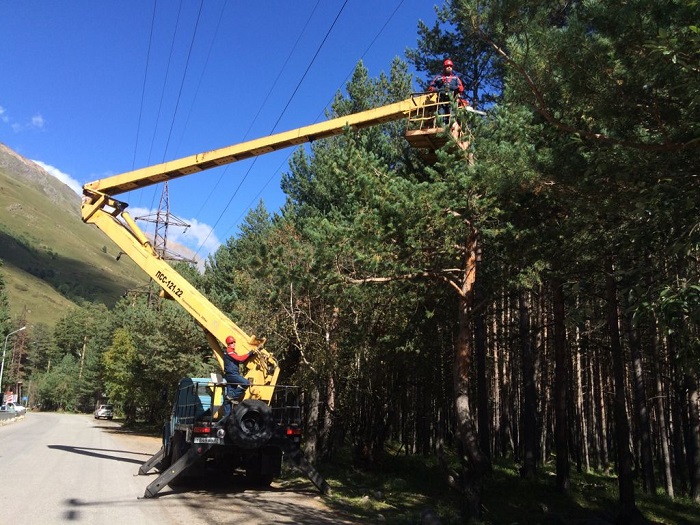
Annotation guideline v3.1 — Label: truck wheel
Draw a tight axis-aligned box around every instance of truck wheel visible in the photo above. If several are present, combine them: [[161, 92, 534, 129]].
[[245, 449, 281, 488], [227, 400, 273, 449], [246, 468, 274, 488]]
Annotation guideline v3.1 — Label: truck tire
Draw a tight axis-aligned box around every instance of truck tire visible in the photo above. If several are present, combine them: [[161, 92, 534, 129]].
[[245, 448, 281, 487], [246, 466, 274, 488], [227, 400, 273, 449]]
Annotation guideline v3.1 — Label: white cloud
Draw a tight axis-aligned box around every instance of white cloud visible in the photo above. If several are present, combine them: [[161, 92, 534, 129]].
[[174, 218, 222, 257], [0, 105, 45, 132], [32, 160, 83, 195], [30, 114, 45, 129]]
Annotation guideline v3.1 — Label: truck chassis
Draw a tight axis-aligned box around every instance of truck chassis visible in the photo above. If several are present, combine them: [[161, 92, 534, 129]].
[[138, 378, 329, 498]]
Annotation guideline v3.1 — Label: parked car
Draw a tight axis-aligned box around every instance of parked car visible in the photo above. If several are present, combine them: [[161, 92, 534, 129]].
[[0, 402, 26, 414], [94, 404, 114, 420]]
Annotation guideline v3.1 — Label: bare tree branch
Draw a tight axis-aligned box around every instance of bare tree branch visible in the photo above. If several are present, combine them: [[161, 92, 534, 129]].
[[343, 268, 467, 298]]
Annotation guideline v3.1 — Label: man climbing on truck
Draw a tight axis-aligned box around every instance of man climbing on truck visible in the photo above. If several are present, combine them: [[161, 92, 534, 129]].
[[223, 335, 251, 409]]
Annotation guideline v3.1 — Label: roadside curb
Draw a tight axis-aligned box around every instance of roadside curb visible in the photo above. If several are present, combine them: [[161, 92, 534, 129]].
[[0, 413, 26, 426]]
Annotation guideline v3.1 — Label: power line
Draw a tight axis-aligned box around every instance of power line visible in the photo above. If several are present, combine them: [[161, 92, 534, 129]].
[[172, 0, 230, 158], [223, 0, 408, 241], [134, 1, 407, 261], [161, 0, 205, 161], [192, 0, 351, 258], [145, 0, 184, 167], [191, 0, 322, 223], [132, 0, 158, 171]]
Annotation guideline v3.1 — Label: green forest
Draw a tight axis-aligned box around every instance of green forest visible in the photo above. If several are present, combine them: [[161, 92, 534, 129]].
[[1, 1, 698, 523]]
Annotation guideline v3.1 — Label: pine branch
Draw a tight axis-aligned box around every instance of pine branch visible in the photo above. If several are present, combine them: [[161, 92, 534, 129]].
[[474, 27, 699, 152]]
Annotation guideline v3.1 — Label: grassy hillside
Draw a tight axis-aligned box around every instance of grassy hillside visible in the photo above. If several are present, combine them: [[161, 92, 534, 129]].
[[0, 143, 146, 326]]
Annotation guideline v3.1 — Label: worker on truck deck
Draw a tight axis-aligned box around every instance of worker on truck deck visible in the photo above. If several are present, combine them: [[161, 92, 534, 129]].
[[223, 335, 251, 406]]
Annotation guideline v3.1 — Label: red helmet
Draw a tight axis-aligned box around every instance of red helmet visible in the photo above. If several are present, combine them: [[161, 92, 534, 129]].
[[225, 335, 235, 345], [443, 59, 454, 67]]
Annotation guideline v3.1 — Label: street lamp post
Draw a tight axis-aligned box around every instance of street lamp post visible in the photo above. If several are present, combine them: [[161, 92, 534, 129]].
[[0, 326, 26, 397]]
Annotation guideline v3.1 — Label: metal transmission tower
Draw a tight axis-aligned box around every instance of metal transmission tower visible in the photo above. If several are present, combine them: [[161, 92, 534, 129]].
[[128, 182, 196, 306], [135, 181, 196, 264]]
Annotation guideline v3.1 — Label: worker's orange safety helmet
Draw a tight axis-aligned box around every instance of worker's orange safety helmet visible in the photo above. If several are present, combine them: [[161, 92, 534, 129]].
[[443, 59, 454, 67], [225, 335, 235, 345]]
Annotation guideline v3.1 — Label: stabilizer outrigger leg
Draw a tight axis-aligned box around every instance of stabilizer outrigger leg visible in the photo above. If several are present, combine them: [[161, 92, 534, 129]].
[[139, 446, 165, 475], [139, 443, 215, 499], [285, 445, 332, 496]]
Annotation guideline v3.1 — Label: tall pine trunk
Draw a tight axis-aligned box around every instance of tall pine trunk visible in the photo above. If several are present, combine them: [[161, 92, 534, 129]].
[[604, 259, 645, 523], [519, 289, 537, 478], [453, 225, 490, 518], [552, 277, 570, 492], [474, 267, 491, 460], [683, 374, 700, 502], [649, 319, 674, 497], [305, 386, 320, 461], [621, 301, 656, 494]]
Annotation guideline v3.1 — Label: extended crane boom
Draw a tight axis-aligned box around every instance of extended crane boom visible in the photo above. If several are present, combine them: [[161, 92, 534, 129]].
[[84, 94, 433, 197], [81, 93, 437, 402]]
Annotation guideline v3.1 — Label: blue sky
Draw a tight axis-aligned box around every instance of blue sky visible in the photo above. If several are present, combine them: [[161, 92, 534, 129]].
[[0, 1, 439, 261]]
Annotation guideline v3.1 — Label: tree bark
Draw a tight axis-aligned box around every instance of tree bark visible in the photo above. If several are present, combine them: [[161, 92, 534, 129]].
[[474, 272, 491, 460], [578, 336, 591, 472], [519, 289, 537, 478], [593, 345, 610, 472], [623, 308, 656, 494], [453, 225, 490, 518], [320, 372, 336, 461], [305, 386, 320, 462], [671, 354, 689, 494], [683, 374, 700, 502], [649, 320, 674, 498], [551, 278, 570, 492], [604, 259, 645, 523]]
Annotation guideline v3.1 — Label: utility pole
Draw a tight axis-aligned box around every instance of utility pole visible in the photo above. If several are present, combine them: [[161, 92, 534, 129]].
[[79, 335, 87, 381]]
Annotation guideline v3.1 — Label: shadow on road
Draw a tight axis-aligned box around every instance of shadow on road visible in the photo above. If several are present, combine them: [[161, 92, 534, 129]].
[[47, 444, 152, 465]]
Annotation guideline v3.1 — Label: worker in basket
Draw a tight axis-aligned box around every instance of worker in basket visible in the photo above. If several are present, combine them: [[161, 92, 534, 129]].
[[428, 59, 470, 125]]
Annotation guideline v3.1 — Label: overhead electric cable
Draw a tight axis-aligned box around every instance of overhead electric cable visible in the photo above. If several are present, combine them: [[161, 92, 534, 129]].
[[191, 0, 350, 258], [142, 0, 186, 233], [146, 0, 184, 166], [132, 0, 158, 171], [172, 0, 230, 157], [226, 0, 407, 236], [269, 0, 350, 135], [192, 0, 322, 221], [160, 0, 205, 161]]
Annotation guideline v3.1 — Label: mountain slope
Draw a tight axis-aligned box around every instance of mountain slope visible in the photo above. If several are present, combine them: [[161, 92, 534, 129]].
[[0, 143, 146, 326]]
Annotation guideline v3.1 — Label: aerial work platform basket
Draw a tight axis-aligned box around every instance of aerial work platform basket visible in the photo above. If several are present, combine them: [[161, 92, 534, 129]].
[[405, 96, 482, 162]]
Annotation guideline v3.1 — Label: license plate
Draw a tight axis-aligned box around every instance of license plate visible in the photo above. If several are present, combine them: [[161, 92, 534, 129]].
[[194, 437, 219, 444]]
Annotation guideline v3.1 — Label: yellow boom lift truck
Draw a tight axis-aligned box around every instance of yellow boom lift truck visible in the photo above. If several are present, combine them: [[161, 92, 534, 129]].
[[81, 92, 461, 498]]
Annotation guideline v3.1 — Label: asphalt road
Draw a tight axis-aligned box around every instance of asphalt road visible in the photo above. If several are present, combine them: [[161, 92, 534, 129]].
[[0, 412, 359, 525]]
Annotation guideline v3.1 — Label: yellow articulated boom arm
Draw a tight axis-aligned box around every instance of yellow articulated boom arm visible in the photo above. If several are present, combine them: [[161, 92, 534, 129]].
[[81, 93, 435, 403], [84, 94, 433, 196], [80, 193, 279, 402]]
